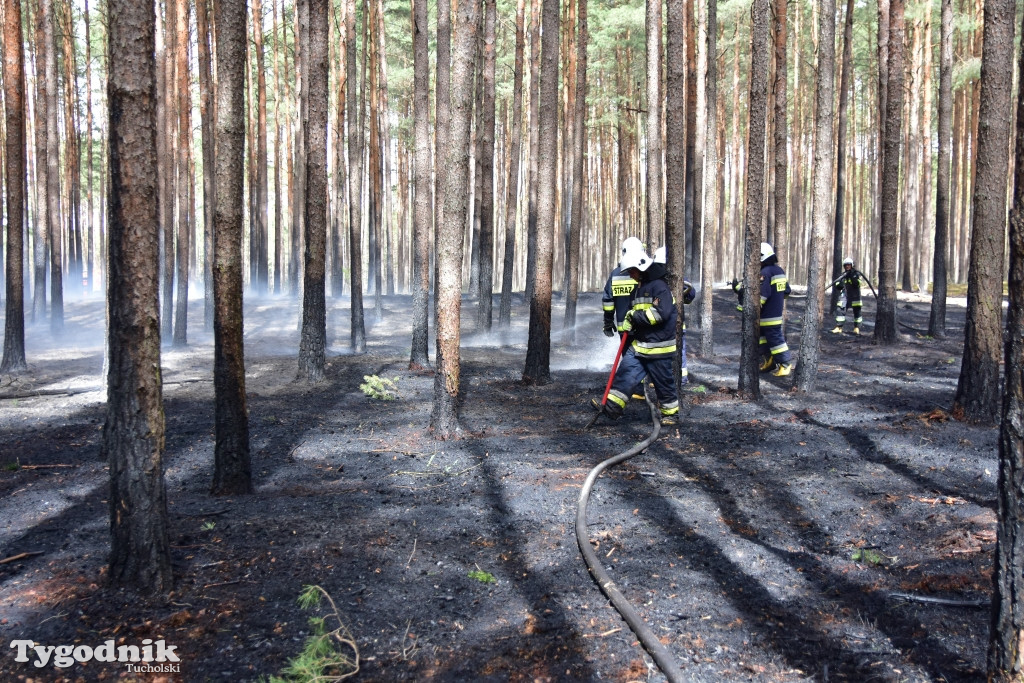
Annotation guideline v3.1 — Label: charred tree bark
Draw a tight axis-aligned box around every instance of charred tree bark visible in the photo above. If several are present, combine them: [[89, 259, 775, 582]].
[[738, 0, 771, 399], [929, 0, 953, 338], [104, 0, 172, 592], [298, 0, 329, 383], [522, 0, 558, 385], [794, 0, 836, 392], [431, 0, 479, 437], [498, 0, 526, 329], [875, 0, 904, 345], [953, 0, 1014, 424], [409, 0, 432, 369], [210, 0, 252, 496], [2, 0, 27, 373]]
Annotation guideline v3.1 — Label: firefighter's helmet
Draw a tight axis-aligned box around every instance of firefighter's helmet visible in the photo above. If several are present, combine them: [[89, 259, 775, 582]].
[[760, 242, 775, 263], [619, 244, 651, 273], [653, 246, 667, 264], [843, 257, 854, 268]]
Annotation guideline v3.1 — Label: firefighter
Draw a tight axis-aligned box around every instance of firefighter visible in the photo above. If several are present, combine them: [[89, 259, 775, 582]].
[[602, 237, 646, 337], [592, 245, 680, 426], [652, 246, 695, 384], [831, 257, 864, 335], [758, 242, 793, 376]]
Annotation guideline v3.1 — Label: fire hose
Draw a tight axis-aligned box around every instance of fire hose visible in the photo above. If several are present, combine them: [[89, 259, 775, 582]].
[[575, 397, 687, 683]]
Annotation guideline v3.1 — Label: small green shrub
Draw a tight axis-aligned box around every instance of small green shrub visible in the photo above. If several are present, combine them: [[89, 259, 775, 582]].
[[360, 375, 401, 400], [468, 569, 496, 584], [851, 548, 886, 566], [263, 585, 359, 683]]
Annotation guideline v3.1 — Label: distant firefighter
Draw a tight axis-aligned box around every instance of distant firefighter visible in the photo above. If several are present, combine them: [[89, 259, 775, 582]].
[[831, 257, 868, 335]]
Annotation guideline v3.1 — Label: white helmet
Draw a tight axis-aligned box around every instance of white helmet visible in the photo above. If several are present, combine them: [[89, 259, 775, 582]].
[[620, 237, 645, 265], [619, 245, 651, 273], [653, 246, 667, 264], [760, 242, 775, 263], [843, 257, 854, 267]]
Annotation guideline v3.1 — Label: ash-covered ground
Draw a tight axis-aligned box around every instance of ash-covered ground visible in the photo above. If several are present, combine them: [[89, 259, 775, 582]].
[[0, 286, 998, 682]]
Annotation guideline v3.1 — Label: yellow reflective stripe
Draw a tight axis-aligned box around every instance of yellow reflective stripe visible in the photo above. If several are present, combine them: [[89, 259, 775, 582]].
[[769, 342, 789, 354], [602, 303, 614, 312], [607, 391, 628, 409], [634, 343, 677, 356], [760, 316, 784, 326]]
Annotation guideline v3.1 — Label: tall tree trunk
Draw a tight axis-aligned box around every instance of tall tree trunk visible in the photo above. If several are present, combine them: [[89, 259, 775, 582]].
[[953, 0, 1015, 424], [683, 0, 696, 275], [196, 0, 215, 330], [498, 0, 526, 329], [43, 0, 62, 333], [31, 0, 48, 322], [522, 0, 558, 384], [253, 0, 269, 293], [562, 0, 585, 341], [104, 0, 171, 592], [738, 0, 771, 399], [273, 0, 285, 295], [61, 0, 82, 296], [347, 0, 366, 351], [524, 0, 540, 304], [665, 0, 684, 384], [298, 0, 329, 383], [477, 0, 497, 332], [794, 0, 836, 392], [697, 0, 718, 357], [829, 0, 854, 313], [84, 0, 94, 293], [172, 0, 191, 347], [409, 0, 432, 369], [210, 0, 252, 495], [929, 0, 953, 338], [772, 0, 787, 267], [160, 0, 175, 339], [990, 4, 1024, 670], [431, 0, 479, 436], [644, 0, 662, 247], [875, 0, 904, 345], [2, 0, 27, 373]]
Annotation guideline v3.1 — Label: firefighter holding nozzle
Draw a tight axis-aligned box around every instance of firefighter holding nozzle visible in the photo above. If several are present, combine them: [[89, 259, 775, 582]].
[[830, 257, 872, 335]]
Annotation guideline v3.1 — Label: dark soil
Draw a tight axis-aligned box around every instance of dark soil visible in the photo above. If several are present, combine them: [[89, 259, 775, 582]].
[[0, 288, 998, 682]]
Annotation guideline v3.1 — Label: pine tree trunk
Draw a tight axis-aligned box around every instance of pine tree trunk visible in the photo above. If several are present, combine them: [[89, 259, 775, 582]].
[[298, 0, 329, 383], [522, 0, 558, 385], [347, 0, 366, 351], [498, 0, 526, 329], [254, 0, 269, 293], [523, 0, 539, 305], [43, 0, 63, 333], [160, 1, 175, 339], [196, 0, 215, 329], [875, 0, 904, 344], [794, 0, 836, 392], [929, 0, 953, 338], [697, 0, 718, 357], [953, 0, 1015, 424], [477, 0, 497, 332], [2, 0, 28, 373], [829, 0, 854, 313], [772, 0, 787, 269], [105, 0, 172, 591], [644, 0, 662, 247], [431, 0, 479, 436], [31, 0, 48, 322], [211, 0, 252, 496], [738, 0, 771, 399], [561, 0, 585, 341], [409, 0, 432, 369], [172, 0, 191, 347]]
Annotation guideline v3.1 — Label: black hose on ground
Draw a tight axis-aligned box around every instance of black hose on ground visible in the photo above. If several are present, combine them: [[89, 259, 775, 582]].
[[575, 398, 687, 683]]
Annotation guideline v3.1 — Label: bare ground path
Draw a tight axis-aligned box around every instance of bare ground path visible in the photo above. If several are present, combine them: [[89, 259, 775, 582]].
[[0, 288, 997, 682]]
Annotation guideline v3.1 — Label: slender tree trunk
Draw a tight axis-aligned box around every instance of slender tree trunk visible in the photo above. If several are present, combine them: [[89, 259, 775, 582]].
[[2, 0, 27, 373], [273, 0, 285, 295], [794, 0, 836, 392], [562, 0, 585, 340], [953, 0, 1015, 424], [698, 0, 718, 357], [522, 0, 558, 384], [409, 0, 432, 369], [211, 0, 252, 495], [524, 0, 540, 304], [298, 0, 329, 383], [477, 0, 497, 332], [682, 0, 696, 275], [347, 0, 366, 351], [644, 0, 662, 247], [160, 0, 175, 339], [875, 0, 904, 344], [104, 0, 171, 592], [43, 0, 62, 333], [666, 0, 685, 385], [84, 0, 94, 293], [738, 0, 771, 399], [499, 0, 526, 329], [431, 0, 479, 437], [772, 0, 787, 268], [253, 0, 269, 293], [196, 0, 215, 330], [172, 0, 191, 347], [61, 0, 82, 297], [31, 0, 48, 322], [829, 0, 854, 313], [929, 0, 953, 338]]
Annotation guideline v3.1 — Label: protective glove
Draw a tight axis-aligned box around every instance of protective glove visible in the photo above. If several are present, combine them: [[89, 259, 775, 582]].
[[620, 310, 635, 333], [603, 320, 615, 337]]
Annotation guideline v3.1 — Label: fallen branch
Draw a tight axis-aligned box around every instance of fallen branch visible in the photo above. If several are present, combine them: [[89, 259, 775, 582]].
[[889, 591, 988, 608], [19, 464, 76, 470], [203, 579, 242, 589], [0, 551, 44, 565]]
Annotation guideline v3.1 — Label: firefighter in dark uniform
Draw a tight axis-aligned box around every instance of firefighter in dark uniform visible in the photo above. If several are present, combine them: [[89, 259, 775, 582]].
[[592, 246, 680, 426], [602, 237, 646, 337], [758, 242, 793, 376], [831, 257, 864, 335]]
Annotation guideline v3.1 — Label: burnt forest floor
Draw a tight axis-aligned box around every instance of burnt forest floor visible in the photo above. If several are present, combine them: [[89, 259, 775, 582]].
[[0, 286, 998, 683]]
